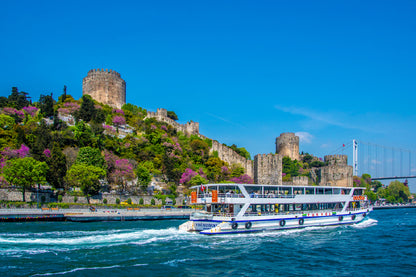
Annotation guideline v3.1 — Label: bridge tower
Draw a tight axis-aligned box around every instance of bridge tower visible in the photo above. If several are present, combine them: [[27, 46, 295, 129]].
[[353, 139, 358, 176]]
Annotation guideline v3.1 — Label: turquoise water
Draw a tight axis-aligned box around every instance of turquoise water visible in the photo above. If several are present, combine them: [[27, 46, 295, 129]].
[[1, 209, 415, 277]]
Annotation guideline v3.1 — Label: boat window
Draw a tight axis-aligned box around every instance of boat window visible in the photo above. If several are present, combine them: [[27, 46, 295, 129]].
[[294, 188, 304, 194], [353, 189, 363, 195], [341, 189, 351, 195], [280, 187, 293, 195], [246, 186, 262, 197], [316, 188, 324, 194], [305, 187, 315, 195], [324, 188, 332, 195], [333, 188, 341, 194]]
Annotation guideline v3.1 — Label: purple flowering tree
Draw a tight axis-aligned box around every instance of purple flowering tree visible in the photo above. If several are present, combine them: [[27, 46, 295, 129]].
[[112, 115, 126, 130], [3, 107, 25, 121], [43, 149, 51, 158], [23, 106, 39, 117], [112, 109, 125, 115], [180, 168, 198, 185], [229, 174, 254, 184], [110, 159, 135, 193]]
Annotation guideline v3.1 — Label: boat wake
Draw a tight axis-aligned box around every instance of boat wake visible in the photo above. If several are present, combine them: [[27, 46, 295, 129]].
[[352, 217, 378, 228], [0, 227, 198, 255]]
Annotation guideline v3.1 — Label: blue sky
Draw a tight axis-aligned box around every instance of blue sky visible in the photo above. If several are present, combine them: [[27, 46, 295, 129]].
[[2, 1, 416, 190]]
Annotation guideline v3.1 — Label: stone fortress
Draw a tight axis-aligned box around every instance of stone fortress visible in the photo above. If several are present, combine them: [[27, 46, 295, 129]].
[[83, 69, 354, 187], [83, 69, 126, 109], [276, 133, 300, 161], [146, 108, 199, 136]]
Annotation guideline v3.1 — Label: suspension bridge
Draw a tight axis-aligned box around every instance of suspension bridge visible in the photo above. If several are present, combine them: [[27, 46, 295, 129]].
[[332, 140, 416, 181]]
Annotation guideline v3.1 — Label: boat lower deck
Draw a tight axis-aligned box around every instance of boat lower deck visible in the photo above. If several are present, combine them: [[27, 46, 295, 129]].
[[181, 209, 370, 235]]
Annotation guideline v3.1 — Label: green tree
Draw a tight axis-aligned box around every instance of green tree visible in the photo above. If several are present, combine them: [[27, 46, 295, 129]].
[[136, 163, 152, 191], [167, 111, 178, 121], [0, 114, 15, 130], [3, 157, 49, 201], [282, 156, 301, 177], [65, 164, 105, 203], [388, 180, 411, 203], [38, 94, 55, 118], [8, 87, 30, 109], [31, 120, 52, 161], [188, 175, 209, 186], [76, 146, 105, 169], [77, 95, 96, 122], [72, 121, 93, 147], [46, 143, 67, 189]]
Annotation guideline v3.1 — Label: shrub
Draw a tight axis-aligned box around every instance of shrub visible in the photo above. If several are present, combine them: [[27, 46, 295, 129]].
[[58, 195, 63, 203], [150, 198, 155, 205], [162, 198, 166, 205], [139, 198, 144, 205], [103, 198, 107, 204], [74, 196, 78, 203], [116, 198, 120, 205], [127, 198, 132, 205]]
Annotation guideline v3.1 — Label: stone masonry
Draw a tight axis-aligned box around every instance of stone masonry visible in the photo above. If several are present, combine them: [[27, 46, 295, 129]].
[[310, 155, 353, 187], [276, 132, 300, 161], [83, 69, 126, 109], [146, 108, 199, 135], [211, 140, 254, 177], [253, 154, 282, 185]]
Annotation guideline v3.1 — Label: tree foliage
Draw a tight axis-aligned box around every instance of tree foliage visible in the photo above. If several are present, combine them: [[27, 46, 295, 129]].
[[38, 94, 54, 118], [167, 111, 178, 121], [65, 164, 105, 203], [3, 157, 48, 201]]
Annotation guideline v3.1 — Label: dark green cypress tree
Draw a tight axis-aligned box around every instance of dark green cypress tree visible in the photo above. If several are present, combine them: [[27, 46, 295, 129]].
[[46, 143, 67, 189]]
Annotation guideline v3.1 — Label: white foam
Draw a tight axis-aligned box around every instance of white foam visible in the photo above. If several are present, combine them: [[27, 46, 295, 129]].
[[352, 218, 378, 229], [32, 265, 122, 276], [0, 227, 198, 248]]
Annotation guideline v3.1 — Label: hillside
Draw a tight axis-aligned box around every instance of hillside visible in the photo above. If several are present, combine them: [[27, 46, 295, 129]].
[[0, 87, 253, 202]]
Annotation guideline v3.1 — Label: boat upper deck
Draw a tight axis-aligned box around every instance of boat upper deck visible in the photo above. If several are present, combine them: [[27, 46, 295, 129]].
[[192, 183, 364, 197]]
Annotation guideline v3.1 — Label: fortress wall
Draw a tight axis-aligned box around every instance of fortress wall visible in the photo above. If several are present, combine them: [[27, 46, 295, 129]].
[[253, 154, 282, 185], [311, 155, 353, 187], [210, 140, 254, 177]]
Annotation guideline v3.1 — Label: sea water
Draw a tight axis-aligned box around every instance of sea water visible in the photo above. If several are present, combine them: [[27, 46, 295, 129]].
[[0, 209, 415, 277]]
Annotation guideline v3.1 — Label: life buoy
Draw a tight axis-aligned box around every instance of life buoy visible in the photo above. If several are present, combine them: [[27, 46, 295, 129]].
[[280, 219, 286, 227], [351, 215, 356, 220], [231, 222, 238, 230], [299, 218, 304, 225], [339, 216, 343, 221], [245, 222, 252, 229]]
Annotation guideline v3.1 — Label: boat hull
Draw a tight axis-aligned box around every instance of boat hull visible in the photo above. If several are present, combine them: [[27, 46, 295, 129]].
[[179, 209, 371, 235]]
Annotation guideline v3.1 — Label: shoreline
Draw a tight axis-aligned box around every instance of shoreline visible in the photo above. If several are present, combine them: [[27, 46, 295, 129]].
[[372, 204, 416, 210], [0, 208, 192, 222]]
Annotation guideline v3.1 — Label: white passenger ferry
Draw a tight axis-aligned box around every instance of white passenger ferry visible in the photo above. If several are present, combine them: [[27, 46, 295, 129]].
[[179, 183, 372, 235]]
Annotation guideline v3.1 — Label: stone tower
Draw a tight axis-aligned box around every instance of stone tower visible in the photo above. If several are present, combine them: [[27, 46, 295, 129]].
[[82, 69, 126, 109], [254, 154, 282, 185], [275, 132, 300, 161], [310, 155, 353, 187]]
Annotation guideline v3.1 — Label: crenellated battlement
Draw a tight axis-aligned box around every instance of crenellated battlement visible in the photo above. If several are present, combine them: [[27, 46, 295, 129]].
[[324, 154, 348, 166], [146, 108, 199, 135], [86, 68, 122, 78]]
